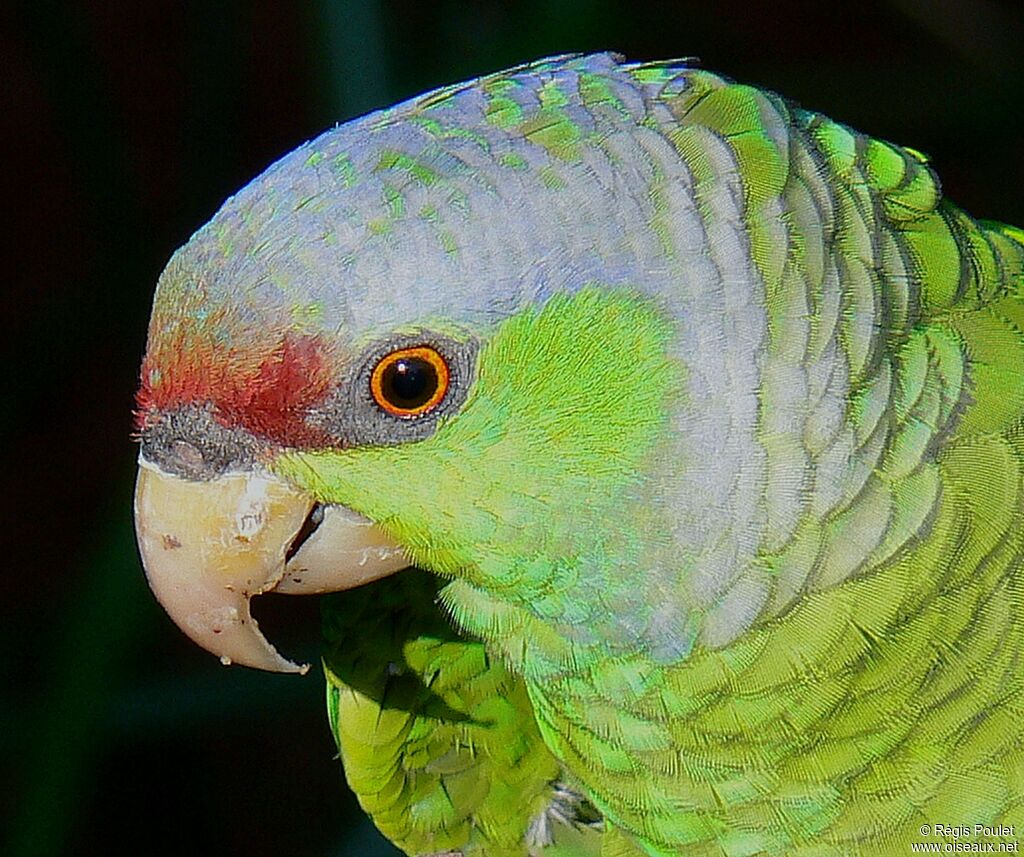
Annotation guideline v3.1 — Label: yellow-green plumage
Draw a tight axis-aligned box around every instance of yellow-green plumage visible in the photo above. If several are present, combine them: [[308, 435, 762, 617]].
[[141, 51, 1024, 856], [323, 572, 602, 857], [523, 71, 1024, 855], [299, 58, 1024, 855]]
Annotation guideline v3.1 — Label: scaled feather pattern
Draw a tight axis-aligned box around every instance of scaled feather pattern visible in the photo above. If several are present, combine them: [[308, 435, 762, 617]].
[[136, 53, 1024, 856]]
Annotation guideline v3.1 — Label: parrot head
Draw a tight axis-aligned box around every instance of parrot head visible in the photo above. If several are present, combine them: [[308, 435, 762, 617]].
[[135, 54, 740, 677], [131, 49, 1024, 857]]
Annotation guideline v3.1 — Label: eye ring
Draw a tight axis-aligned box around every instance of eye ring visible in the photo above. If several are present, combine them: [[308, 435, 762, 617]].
[[369, 345, 450, 418]]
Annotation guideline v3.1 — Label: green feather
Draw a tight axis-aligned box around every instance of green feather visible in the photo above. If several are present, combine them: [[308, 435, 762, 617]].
[[289, 60, 1024, 854], [148, 52, 1024, 856], [322, 571, 602, 857]]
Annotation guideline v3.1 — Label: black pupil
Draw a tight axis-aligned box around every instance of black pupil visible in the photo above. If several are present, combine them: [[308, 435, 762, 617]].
[[381, 357, 438, 411]]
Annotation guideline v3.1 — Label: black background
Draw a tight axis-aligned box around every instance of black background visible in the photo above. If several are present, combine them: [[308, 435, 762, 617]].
[[5, 2, 1023, 855]]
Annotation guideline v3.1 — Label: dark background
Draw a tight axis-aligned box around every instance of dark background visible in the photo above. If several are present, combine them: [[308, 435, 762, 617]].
[[4, 2, 1023, 855]]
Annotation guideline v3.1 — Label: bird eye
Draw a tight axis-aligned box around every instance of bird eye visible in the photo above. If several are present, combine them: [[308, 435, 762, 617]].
[[369, 346, 450, 417]]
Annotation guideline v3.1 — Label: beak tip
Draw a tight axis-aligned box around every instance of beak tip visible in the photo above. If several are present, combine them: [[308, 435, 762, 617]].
[[134, 457, 405, 676], [217, 652, 311, 675], [135, 460, 317, 675]]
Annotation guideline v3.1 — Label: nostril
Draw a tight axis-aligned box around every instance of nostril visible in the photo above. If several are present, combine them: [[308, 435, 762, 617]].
[[138, 406, 264, 479], [286, 503, 324, 562], [171, 440, 205, 474]]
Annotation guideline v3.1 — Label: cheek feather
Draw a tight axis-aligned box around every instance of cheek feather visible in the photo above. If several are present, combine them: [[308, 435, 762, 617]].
[[136, 333, 335, 447]]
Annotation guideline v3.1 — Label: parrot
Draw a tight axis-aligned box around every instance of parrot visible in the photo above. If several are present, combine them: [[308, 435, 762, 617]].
[[133, 52, 1024, 857]]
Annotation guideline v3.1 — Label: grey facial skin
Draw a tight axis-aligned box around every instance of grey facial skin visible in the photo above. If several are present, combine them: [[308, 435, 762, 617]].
[[309, 332, 478, 448], [140, 405, 265, 480]]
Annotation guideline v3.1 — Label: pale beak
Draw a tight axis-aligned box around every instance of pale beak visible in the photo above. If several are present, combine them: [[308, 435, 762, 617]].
[[133, 456, 410, 673]]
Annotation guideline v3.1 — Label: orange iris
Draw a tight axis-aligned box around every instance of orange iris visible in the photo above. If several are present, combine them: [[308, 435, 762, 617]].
[[369, 345, 450, 417]]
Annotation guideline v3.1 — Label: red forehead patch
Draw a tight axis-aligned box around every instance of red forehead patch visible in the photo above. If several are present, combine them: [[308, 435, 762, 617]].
[[136, 332, 334, 447]]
